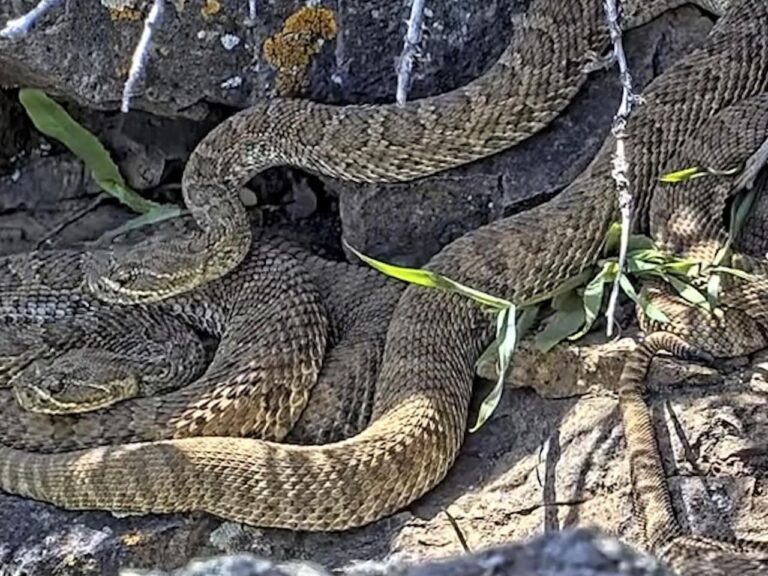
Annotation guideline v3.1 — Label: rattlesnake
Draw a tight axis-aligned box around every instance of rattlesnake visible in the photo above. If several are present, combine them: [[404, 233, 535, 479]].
[[0, 293, 213, 414], [1, 0, 767, 573]]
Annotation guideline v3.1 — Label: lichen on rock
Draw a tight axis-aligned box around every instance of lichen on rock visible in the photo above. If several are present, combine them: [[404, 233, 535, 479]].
[[262, 6, 337, 96]]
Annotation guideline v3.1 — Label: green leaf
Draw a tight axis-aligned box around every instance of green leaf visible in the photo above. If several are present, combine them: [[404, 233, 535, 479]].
[[516, 304, 540, 338], [535, 291, 586, 352], [602, 222, 654, 256], [345, 241, 513, 310], [570, 263, 614, 340], [662, 259, 701, 277], [18, 88, 160, 214], [707, 266, 756, 281], [730, 188, 757, 239], [619, 275, 669, 323], [626, 248, 667, 264], [659, 166, 705, 183], [626, 257, 663, 274], [603, 222, 623, 254], [519, 269, 596, 307], [470, 305, 517, 433], [657, 272, 710, 310]]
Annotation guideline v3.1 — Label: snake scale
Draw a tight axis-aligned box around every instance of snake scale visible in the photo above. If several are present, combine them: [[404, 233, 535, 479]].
[[1, 0, 768, 573]]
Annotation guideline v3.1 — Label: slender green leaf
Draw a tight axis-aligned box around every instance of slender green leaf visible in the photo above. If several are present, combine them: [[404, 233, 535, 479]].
[[662, 259, 701, 277], [603, 222, 623, 254], [519, 269, 596, 307], [570, 263, 614, 340], [345, 241, 513, 310], [657, 272, 710, 312], [626, 248, 667, 264], [619, 275, 669, 323], [471, 305, 517, 432], [516, 304, 540, 338], [602, 222, 654, 255], [626, 258, 663, 274], [18, 88, 160, 214], [659, 166, 705, 183], [535, 291, 586, 352], [731, 188, 757, 238], [708, 266, 756, 281]]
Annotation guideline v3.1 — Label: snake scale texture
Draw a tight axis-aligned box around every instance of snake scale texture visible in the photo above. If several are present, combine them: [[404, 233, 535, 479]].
[[1, 0, 768, 573]]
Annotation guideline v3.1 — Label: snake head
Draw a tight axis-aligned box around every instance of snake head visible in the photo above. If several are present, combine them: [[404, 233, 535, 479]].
[[11, 352, 141, 415], [85, 231, 251, 305], [85, 241, 214, 305]]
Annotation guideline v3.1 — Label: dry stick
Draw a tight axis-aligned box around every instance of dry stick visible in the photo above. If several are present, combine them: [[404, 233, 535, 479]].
[[0, 0, 63, 39], [248, 0, 257, 23], [121, 0, 165, 113], [396, 0, 427, 106], [602, 0, 640, 338]]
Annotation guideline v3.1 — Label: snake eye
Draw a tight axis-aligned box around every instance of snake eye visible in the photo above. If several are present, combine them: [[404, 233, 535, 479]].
[[111, 264, 138, 286]]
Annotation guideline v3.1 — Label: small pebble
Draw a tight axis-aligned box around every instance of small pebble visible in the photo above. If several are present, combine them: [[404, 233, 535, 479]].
[[220, 34, 241, 51], [220, 76, 243, 89]]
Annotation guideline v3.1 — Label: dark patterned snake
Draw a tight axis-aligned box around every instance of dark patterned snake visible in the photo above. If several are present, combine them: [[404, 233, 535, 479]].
[[1, 0, 767, 573]]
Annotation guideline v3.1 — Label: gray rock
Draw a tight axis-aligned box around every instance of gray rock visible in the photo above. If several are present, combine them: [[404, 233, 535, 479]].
[[0, 493, 218, 575], [0, 1, 519, 115], [0, 2, 714, 265], [121, 529, 668, 576]]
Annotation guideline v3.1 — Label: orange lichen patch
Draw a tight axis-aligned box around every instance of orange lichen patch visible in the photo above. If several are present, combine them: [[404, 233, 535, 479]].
[[115, 60, 131, 79], [121, 532, 149, 546], [108, 6, 144, 21], [262, 6, 337, 96], [200, 0, 221, 19]]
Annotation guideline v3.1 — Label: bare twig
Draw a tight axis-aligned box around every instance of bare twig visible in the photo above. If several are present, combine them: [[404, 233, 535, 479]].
[[396, 0, 426, 106], [602, 0, 640, 338], [443, 509, 471, 553], [0, 0, 63, 40], [249, 0, 257, 23], [121, 0, 165, 113]]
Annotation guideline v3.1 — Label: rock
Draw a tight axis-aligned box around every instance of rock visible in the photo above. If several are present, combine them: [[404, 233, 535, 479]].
[[0, 89, 37, 173], [0, 3, 714, 266], [0, 1, 520, 116], [476, 325, 722, 399], [121, 529, 668, 576], [0, 154, 129, 254], [0, 494, 218, 575]]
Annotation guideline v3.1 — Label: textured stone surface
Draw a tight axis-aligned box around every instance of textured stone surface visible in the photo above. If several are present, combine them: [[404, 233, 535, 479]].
[[0, 495, 217, 575], [0, 0, 520, 115], [122, 529, 669, 576]]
